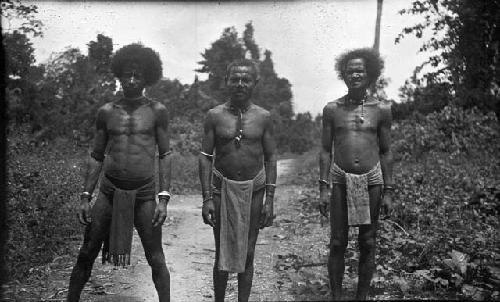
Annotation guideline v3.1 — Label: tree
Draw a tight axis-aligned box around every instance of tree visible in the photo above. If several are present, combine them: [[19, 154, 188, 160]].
[[88, 34, 113, 75], [1, 0, 43, 38], [396, 0, 500, 116], [243, 21, 260, 60], [197, 26, 245, 91], [4, 31, 35, 81]]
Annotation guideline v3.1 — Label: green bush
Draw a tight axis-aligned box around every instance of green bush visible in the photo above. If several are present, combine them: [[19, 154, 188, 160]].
[[7, 125, 85, 279], [392, 105, 499, 160]]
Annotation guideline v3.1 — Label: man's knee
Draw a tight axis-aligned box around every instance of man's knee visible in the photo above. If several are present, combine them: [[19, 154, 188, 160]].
[[147, 252, 167, 268], [76, 248, 97, 269], [359, 236, 376, 251], [245, 249, 256, 269], [330, 237, 348, 251]]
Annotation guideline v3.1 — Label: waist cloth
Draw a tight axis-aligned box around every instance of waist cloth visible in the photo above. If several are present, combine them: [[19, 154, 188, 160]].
[[329, 162, 383, 226], [99, 174, 155, 266], [212, 168, 266, 273]]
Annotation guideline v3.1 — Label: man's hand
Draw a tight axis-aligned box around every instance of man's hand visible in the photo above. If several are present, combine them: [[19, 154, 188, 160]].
[[318, 191, 329, 218], [380, 193, 393, 219], [202, 198, 216, 227], [152, 198, 168, 228], [78, 200, 91, 225], [259, 197, 275, 229]]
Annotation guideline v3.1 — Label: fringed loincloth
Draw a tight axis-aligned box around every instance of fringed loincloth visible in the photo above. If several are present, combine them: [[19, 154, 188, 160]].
[[330, 162, 383, 226], [99, 174, 155, 267], [212, 168, 266, 273]]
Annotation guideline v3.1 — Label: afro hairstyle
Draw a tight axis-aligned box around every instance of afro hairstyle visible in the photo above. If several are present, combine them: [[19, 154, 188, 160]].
[[335, 48, 384, 85], [225, 59, 260, 82], [111, 43, 163, 86]]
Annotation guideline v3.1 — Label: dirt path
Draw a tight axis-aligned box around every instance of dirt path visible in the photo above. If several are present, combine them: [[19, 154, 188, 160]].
[[75, 158, 303, 302], [17, 158, 314, 301]]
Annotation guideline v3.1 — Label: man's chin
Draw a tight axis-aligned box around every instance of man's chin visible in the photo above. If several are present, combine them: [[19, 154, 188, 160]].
[[231, 94, 249, 102]]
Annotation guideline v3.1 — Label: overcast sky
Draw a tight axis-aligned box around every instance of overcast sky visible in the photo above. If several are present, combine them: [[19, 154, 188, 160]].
[[11, 0, 429, 115]]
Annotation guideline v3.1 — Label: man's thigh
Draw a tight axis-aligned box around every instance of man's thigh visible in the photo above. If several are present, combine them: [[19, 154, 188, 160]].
[[212, 189, 264, 250], [134, 199, 163, 254], [247, 188, 264, 248], [330, 184, 348, 243], [358, 185, 383, 237], [81, 191, 113, 255]]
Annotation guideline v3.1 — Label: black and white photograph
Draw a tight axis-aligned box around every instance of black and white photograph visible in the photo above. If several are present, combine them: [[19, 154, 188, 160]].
[[2, 0, 499, 301]]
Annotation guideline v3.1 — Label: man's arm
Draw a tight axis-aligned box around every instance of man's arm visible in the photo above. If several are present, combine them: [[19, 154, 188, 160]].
[[378, 102, 394, 187], [156, 103, 172, 194], [318, 105, 334, 217], [154, 103, 171, 227], [261, 112, 277, 228], [79, 106, 108, 225], [378, 101, 394, 216], [199, 110, 216, 227]]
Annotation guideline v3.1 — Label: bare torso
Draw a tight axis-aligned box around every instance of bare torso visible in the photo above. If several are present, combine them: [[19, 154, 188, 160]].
[[327, 95, 386, 174], [101, 98, 158, 180], [211, 102, 269, 180]]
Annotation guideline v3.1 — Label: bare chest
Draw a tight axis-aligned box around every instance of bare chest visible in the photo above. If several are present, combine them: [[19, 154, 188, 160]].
[[107, 106, 155, 136], [215, 112, 264, 141], [332, 104, 380, 133]]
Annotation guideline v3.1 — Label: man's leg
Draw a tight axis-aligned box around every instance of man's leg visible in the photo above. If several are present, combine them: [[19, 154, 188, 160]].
[[135, 199, 170, 302], [356, 185, 382, 300], [212, 193, 229, 302], [328, 184, 348, 301], [67, 193, 112, 302], [237, 188, 264, 302]]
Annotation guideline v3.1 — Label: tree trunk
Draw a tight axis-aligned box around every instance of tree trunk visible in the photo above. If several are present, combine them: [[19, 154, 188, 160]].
[[373, 0, 383, 53]]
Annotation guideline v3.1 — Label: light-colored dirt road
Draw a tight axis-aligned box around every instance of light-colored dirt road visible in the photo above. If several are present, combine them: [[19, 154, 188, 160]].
[[72, 158, 300, 302]]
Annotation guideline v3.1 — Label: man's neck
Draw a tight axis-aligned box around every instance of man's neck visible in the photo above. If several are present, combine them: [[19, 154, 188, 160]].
[[229, 99, 252, 112], [347, 89, 367, 105]]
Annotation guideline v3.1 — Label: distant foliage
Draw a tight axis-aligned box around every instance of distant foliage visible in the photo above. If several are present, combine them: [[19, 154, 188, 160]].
[[6, 126, 85, 279], [397, 0, 500, 116], [392, 105, 499, 160]]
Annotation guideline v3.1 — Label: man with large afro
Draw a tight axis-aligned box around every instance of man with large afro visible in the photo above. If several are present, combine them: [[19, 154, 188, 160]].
[[319, 47, 394, 300], [67, 43, 172, 302]]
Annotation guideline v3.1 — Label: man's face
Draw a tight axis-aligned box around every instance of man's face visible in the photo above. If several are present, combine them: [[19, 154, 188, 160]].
[[344, 58, 369, 90], [119, 63, 146, 98], [226, 66, 257, 103]]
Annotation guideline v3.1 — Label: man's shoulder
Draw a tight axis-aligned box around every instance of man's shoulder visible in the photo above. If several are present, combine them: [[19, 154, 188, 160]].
[[149, 99, 167, 111], [324, 96, 344, 112], [374, 97, 392, 111], [251, 103, 271, 118], [207, 103, 226, 115], [98, 102, 115, 113]]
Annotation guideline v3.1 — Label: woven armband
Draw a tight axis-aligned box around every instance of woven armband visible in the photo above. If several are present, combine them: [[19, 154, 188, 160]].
[[200, 151, 214, 158], [90, 151, 105, 162], [159, 150, 172, 159]]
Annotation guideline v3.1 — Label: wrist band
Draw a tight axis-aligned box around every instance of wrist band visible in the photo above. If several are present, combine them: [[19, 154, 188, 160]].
[[80, 191, 91, 200], [265, 184, 276, 187], [200, 151, 214, 157], [158, 191, 171, 199], [90, 151, 105, 162], [159, 150, 172, 159], [318, 179, 330, 186]]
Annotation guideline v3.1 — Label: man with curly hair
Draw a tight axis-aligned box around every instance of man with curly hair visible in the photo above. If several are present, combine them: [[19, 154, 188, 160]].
[[199, 59, 277, 302], [67, 43, 171, 302], [318, 48, 394, 300]]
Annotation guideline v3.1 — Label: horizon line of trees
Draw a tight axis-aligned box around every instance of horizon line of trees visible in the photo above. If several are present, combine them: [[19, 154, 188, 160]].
[[4, 0, 499, 148]]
